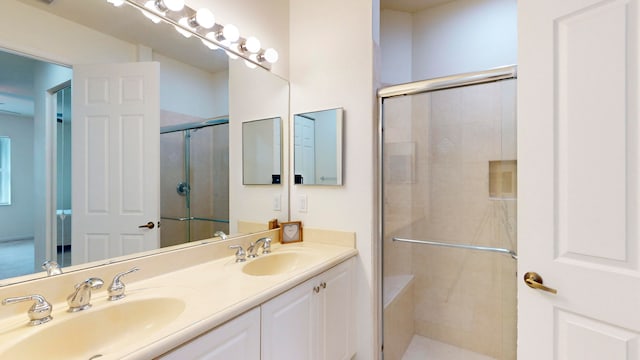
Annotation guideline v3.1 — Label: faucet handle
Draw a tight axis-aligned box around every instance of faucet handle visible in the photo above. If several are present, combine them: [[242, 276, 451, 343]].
[[229, 244, 246, 262], [41, 260, 63, 276], [108, 267, 140, 301], [74, 277, 104, 290], [67, 277, 104, 312], [260, 237, 272, 254], [2, 294, 53, 326]]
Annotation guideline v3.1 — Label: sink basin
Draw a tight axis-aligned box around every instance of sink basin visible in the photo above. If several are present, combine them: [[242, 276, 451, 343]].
[[0, 297, 185, 359], [242, 251, 321, 276]]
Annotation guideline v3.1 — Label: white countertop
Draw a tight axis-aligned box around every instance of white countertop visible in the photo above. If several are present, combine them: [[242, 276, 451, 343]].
[[0, 240, 357, 359]]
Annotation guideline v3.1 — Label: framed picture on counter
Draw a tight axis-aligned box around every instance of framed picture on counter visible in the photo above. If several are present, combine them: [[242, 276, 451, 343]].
[[280, 221, 303, 243]]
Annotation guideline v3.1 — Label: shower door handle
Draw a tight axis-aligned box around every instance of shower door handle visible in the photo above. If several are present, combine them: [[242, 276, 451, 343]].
[[524, 272, 557, 294], [138, 221, 155, 230]]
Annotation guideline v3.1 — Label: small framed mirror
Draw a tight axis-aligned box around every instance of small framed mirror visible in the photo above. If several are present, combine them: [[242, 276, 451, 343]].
[[293, 108, 343, 186], [242, 117, 282, 185]]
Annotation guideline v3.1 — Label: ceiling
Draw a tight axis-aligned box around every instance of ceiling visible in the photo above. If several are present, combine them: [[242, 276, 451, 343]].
[[16, 0, 228, 73], [0, 0, 230, 117], [380, 0, 455, 13], [1, 0, 455, 117], [0, 50, 41, 117]]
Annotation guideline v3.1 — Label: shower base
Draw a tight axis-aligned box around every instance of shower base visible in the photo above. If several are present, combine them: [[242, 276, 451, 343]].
[[402, 335, 497, 360]]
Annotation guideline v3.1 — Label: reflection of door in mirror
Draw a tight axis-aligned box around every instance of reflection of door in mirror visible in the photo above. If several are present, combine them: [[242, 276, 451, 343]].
[[293, 108, 343, 186], [71, 62, 160, 266], [0, 49, 71, 279], [55, 86, 72, 267], [294, 115, 315, 184]]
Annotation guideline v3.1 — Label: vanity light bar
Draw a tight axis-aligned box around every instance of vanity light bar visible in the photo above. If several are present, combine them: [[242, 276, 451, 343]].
[[110, 0, 278, 70]]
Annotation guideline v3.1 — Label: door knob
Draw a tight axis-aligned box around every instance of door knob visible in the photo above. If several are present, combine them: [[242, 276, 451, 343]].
[[524, 272, 557, 294], [138, 221, 155, 229]]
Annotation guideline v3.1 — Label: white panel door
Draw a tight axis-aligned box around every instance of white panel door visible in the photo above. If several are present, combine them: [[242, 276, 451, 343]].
[[72, 62, 160, 264], [519, 0, 640, 358]]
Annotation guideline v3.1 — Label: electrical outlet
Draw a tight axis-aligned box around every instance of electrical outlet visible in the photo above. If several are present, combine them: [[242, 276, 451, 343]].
[[272, 193, 281, 211]]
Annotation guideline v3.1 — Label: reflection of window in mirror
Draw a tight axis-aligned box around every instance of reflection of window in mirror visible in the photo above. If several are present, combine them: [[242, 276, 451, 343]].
[[0, 137, 11, 205], [293, 108, 343, 185]]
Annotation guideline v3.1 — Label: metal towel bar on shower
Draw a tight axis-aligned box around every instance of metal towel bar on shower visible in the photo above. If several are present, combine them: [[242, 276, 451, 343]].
[[392, 237, 517, 260], [160, 216, 230, 224]]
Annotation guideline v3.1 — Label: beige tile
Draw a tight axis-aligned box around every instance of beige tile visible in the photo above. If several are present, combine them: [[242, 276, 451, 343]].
[[384, 277, 415, 360]]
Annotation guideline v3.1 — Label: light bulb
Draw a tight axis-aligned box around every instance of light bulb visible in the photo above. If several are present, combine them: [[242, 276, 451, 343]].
[[143, 1, 163, 23], [243, 36, 261, 53], [162, 0, 184, 11], [202, 33, 219, 50], [194, 8, 215, 29], [244, 60, 257, 69], [222, 24, 240, 43], [263, 48, 279, 63], [107, 0, 125, 6], [175, 18, 193, 38]]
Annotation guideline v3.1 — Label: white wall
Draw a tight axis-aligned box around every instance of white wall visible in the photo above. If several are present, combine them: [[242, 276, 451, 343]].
[[0, 115, 34, 241], [290, 0, 378, 358], [381, 0, 517, 83], [0, 1, 136, 66], [154, 52, 229, 119], [412, 0, 517, 80], [380, 10, 413, 86]]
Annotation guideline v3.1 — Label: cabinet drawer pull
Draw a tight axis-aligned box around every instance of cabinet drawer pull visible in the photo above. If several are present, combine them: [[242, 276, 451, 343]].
[[320, 282, 326, 289], [313, 286, 320, 293]]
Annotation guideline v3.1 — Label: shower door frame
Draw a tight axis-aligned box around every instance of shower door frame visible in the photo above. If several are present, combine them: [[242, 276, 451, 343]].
[[376, 65, 518, 358]]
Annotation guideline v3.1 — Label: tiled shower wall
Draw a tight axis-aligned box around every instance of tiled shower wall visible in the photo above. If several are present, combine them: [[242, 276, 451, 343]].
[[160, 110, 229, 248], [383, 79, 517, 359]]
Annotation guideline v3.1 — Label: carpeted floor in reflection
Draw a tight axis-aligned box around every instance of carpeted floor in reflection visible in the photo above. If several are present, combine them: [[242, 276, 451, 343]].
[[0, 238, 35, 280]]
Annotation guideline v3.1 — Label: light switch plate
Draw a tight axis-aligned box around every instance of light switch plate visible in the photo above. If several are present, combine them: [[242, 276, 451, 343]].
[[299, 194, 308, 213], [272, 193, 281, 211]]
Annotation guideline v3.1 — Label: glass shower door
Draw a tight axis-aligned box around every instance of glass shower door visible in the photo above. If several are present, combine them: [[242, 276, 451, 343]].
[[160, 130, 189, 248], [381, 74, 517, 359], [160, 120, 229, 247], [188, 123, 229, 240]]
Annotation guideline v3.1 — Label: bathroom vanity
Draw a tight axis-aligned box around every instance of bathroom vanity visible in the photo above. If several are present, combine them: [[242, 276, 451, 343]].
[[161, 258, 354, 359], [0, 229, 357, 359]]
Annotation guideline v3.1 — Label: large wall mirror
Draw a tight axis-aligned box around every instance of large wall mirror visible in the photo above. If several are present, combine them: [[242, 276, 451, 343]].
[[0, 0, 289, 284], [242, 117, 282, 185], [293, 108, 343, 186]]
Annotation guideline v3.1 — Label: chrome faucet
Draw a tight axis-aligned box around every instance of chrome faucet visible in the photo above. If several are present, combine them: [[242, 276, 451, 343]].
[[108, 267, 140, 301], [2, 294, 53, 326], [247, 237, 272, 258], [41, 260, 63, 276], [214, 230, 227, 240], [67, 277, 104, 312], [229, 244, 246, 262]]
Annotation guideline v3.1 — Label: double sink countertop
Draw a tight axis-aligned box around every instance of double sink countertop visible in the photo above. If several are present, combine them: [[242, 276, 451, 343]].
[[0, 228, 357, 360]]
